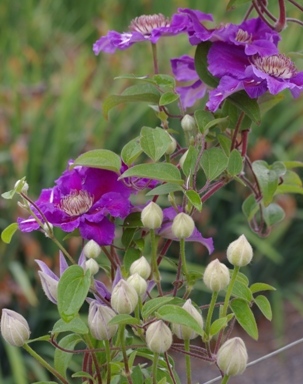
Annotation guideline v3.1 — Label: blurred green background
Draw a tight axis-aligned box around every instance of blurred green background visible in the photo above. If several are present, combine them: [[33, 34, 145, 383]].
[[0, 0, 303, 382]]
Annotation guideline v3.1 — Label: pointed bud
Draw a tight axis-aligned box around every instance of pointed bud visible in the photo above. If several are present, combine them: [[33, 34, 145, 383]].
[[203, 259, 230, 292], [217, 337, 248, 376], [181, 115, 196, 132], [85, 258, 99, 276], [14, 179, 29, 194], [127, 273, 148, 298], [179, 149, 189, 170], [141, 202, 163, 229], [227, 235, 253, 267], [172, 212, 195, 239], [146, 320, 172, 353], [83, 240, 101, 259], [42, 222, 53, 238], [171, 299, 203, 340], [111, 280, 138, 314], [1, 309, 30, 347], [38, 271, 58, 304], [88, 301, 118, 341], [130, 256, 151, 280], [165, 134, 177, 155]]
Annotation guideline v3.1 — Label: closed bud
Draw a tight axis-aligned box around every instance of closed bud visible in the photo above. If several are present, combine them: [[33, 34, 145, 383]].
[[179, 149, 188, 170], [127, 273, 147, 298], [172, 299, 203, 340], [172, 212, 195, 239], [88, 301, 118, 340], [83, 240, 101, 259], [42, 223, 53, 238], [181, 114, 196, 132], [227, 235, 253, 267], [85, 258, 99, 276], [165, 134, 177, 155], [111, 279, 138, 314], [141, 202, 163, 229], [130, 256, 151, 280], [1, 309, 30, 347], [217, 337, 248, 376], [203, 259, 230, 292], [146, 320, 172, 353]]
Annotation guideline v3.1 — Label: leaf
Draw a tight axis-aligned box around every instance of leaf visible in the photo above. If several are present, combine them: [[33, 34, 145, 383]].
[[210, 317, 228, 337], [54, 334, 83, 378], [258, 93, 284, 115], [182, 146, 199, 178], [52, 317, 89, 335], [194, 42, 219, 88], [142, 297, 174, 319], [156, 305, 203, 336], [185, 190, 202, 212], [159, 91, 179, 106], [1, 190, 16, 199], [57, 266, 91, 323], [1, 223, 18, 244], [146, 183, 183, 196], [153, 74, 176, 88], [283, 161, 303, 169], [120, 163, 183, 184], [242, 194, 259, 222], [73, 149, 121, 173], [254, 295, 272, 321], [230, 298, 258, 340], [250, 282, 276, 294], [228, 91, 261, 125], [140, 126, 172, 161], [227, 149, 243, 176], [217, 134, 232, 156], [121, 138, 142, 165], [263, 203, 285, 226], [276, 170, 303, 195], [194, 110, 214, 134], [200, 147, 229, 181], [252, 160, 279, 206], [232, 280, 253, 302], [108, 314, 140, 326]]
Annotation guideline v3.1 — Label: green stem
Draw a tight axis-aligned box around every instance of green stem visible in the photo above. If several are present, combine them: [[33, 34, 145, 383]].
[[180, 238, 192, 297], [222, 266, 240, 318], [104, 340, 111, 384], [151, 43, 159, 74], [152, 352, 159, 384], [184, 339, 192, 384], [150, 229, 162, 295], [205, 291, 219, 339], [23, 343, 69, 384], [220, 375, 230, 384], [117, 325, 133, 384]]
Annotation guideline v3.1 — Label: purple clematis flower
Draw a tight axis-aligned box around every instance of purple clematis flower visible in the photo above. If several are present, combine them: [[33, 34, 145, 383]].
[[18, 163, 134, 246], [157, 207, 214, 254]]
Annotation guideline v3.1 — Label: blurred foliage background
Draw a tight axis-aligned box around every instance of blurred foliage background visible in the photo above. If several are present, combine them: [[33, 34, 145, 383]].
[[0, 0, 303, 382]]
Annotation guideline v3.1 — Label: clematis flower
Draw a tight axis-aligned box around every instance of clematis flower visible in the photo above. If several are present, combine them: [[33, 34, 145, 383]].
[[157, 207, 214, 254], [18, 163, 133, 246]]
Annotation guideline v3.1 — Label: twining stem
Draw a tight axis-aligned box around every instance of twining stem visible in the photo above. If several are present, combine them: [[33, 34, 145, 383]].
[[152, 352, 159, 384], [231, 112, 244, 151], [276, 0, 286, 31], [222, 266, 240, 318], [117, 325, 133, 384], [150, 229, 163, 295], [205, 291, 219, 339], [220, 375, 230, 384], [23, 343, 69, 384], [104, 340, 111, 384], [151, 43, 159, 74], [83, 335, 102, 384], [184, 339, 192, 384]]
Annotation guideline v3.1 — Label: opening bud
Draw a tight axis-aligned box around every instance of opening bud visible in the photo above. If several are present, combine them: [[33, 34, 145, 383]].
[[165, 134, 177, 155], [141, 202, 163, 229], [14, 179, 29, 194], [171, 299, 203, 340], [127, 273, 147, 298], [203, 259, 230, 292], [146, 320, 172, 353], [83, 240, 101, 259], [111, 279, 138, 314], [217, 337, 248, 376], [130, 256, 151, 280], [181, 114, 196, 132], [85, 258, 99, 276], [227, 234, 253, 267], [1, 309, 30, 347], [172, 212, 195, 239], [42, 222, 53, 238], [88, 301, 118, 341], [38, 271, 58, 304]]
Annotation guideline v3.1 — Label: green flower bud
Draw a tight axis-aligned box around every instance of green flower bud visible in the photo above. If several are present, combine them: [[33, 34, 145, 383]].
[[127, 273, 148, 298], [85, 258, 99, 276], [165, 134, 177, 155], [14, 179, 29, 194], [179, 149, 189, 170], [217, 337, 248, 376], [42, 222, 53, 238], [181, 115, 196, 132], [171, 299, 203, 340], [203, 259, 230, 292], [146, 320, 172, 353], [1, 309, 30, 347], [172, 212, 195, 239], [111, 279, 138, 314], [141, 202, 163, 229], [83, 240, 101, 259], [88, 301, 118, 341], [227, 235, 253, 267], [130, 256, 151, 280]]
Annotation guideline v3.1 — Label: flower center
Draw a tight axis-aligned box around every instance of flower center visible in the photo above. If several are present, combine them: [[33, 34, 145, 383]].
[[252, 54, 297, 79], [129, 14, 170, 35], [235, 28, 252, 43], [59, 190, 93, 216]]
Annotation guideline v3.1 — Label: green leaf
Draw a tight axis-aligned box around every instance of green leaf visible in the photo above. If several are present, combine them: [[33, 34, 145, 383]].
[[250, 282, 276, 294], [72, 372, 95, 380], [283, 161, 303, 169], [263, 203, 285, 226], [108, 314, 140, 326], [194, 110, 214, 134], [230, 299, 258, 340], [52, 317, 89, 335], [54, 334, 83, 378], [140, 126, 172, 161], [228, 91, 261, 125], [120, 163, 183, 184], [205, 116, 229, 132], [57, 266, 91, 322], [121, 138, 142, 165], [159, 91, 179, 106], [217, 134, 232, 156], [271, 161, 287, 177], [1, 223, 18, 244], [153, 74, 176, 88], [227, 149, 243, 176], [182, 146, 199, 178], [156, 305, 203, 336], [73, 149, 121, 173], [258, 93, 284, 115], [252, 160, 279, 206], [210, 317, 228, 337], [194, 43, 219, 88], [201, 147, 229, 181], [232, 280, 253, 302], [242, 194, 259, 222], [185, 190, 202, 212], [142, 297, 174, 319], [1, 190, 16, 199], [102, 83, 160, 119], [276, 170, 303, 195], [146, 183, 183, 196], [254, 295, 272, 321]]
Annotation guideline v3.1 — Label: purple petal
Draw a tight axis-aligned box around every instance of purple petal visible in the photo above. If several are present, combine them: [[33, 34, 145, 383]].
[[171, 55, 198, 82], [79, 217, 115, 246], [38, 271, 58, 304], [94, 280, 111, 301], [59, 251, 69, 276], [35, 259, 59, 281], [176, 80, 207, 109]]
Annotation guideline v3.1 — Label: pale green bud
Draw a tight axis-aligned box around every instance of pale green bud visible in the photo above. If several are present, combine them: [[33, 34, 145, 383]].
[[141, 202, 163, 229], [165, 134, 177, 155], [203, 259, 230, 292], [181, 114, 196, 132], [217, 337, 248, 376], [14, 179, 29, 194], [0, 309, 30, 347], [172, 212, 195, 239], [146, 320, 172, 353], [42, 222, 53, 238], [127, 273, 148, 298], [88, 301, 118, 341], [111, 279, 138, 314], [83, 240, 101, 259], [171, 299, 203, 340], [130, 256, 151, 280], [85, 258, 99, 276], [227, 235, 253, 267], [179, 149, 188, 170]]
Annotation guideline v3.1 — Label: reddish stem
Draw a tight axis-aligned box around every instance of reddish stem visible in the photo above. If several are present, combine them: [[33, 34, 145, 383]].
[[276, 0, 286, 31]]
